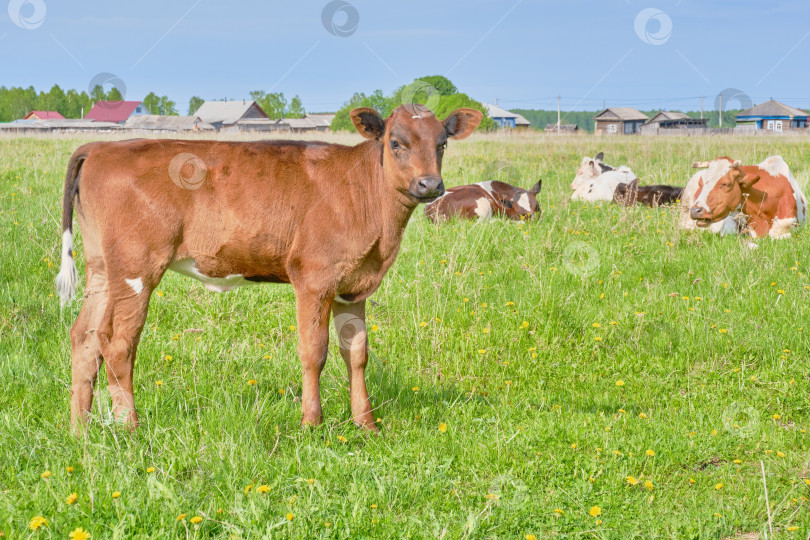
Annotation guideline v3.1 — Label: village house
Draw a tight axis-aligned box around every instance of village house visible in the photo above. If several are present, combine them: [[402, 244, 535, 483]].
[[84, 101, 150, 124], [23, 110, 65, 120], [483, 102, 531, 129], [194, 100, 269, 131], [594, 107, 649, 135], [735, 100, 808, 132]]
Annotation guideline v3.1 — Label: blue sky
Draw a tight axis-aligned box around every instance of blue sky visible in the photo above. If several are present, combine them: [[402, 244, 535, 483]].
[[2, 0, 809, 113]]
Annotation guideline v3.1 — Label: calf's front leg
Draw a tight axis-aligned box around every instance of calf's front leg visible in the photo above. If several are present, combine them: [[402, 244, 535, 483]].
[[295, 290, 332, 427], [332, 300, 377, 431]]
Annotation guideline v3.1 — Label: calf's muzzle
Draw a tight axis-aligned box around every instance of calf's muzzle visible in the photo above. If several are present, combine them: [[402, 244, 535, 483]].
[[411, 175, 445, 201]]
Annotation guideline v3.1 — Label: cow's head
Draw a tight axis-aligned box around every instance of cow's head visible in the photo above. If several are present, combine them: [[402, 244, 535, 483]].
[[350, 105, 482, 203], [498, 181, 543, 220], [571, 152, 612, 190], [689, 157, 760, 226]]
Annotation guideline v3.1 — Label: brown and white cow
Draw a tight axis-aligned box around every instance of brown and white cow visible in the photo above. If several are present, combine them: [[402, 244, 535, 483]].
[[612, 179, 682, 207], [56, 104, 482, 433], [688, 156, 807, 238], [424, 180, 542, 222]]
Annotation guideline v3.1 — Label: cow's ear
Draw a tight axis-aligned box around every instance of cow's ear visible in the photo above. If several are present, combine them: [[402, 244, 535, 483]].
[[444, 108, 483, 139], [629, 178, 639, 189], [739, 172, 761, 189], [529, 180, 542, 194], [350, 108, 385, 140], [595, 152, 604, 161], [501, 199, 513, 209]]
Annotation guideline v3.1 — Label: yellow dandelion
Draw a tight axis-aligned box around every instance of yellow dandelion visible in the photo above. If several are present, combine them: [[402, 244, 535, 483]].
[[733, 459, 742, 464], [526, 535, 537, 540], [439, 423, 447, 433], [644, 480, 653, 490], [147, 467, 156, 473], [371, 324, 379, 332], [66, 466, 74, 473], [618, 408, 626, 414], [610, 321, 618, 326], [307, 478, 315, 484], [41, 470, 51, 479], [521, 321, 529, 328], [639, 412, 647, 419], [718, 328, 727, 333], [337, 435, 348, 443], [553, 508, 564, 515], [777, 451, 786, 458], [715, 483, 723, 490], [420, 321, 427, 327], [289, 325, 296, 331], [570, 443, 577, 449], [646, 449, 655, 457], [155, 380, 163, 386], [177, 513, 187, 521], [506, 301, 515, 306], [112, 491, 121, 499], [412, 386, 419, 392], [589, 506, 601, 517], [165, 354, 172, 360], [486, 493, 499, 500], [626, 476, 638, 485], [478, 349, 486, 354], [778, 289, 785, 294], [594, 336, 602, 341], [66, 492, 78, 504], [29, 516, 48, 530], [190, 516, 202, 524], [787, 526, 799, 531], [773, 414, 781, 420], [483, 328, 490, 334], [69, 528, 91, 540], [286, 513, 294, 521], [592, 323, 601, 328], [616, 380, 625, 387], [257, 485, 270, 493], [371, 504, 378, 509], [248, 379, 257, 386]]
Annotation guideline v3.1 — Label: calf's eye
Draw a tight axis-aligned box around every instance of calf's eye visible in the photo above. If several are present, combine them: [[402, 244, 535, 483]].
[[390, 140, 401, 150]]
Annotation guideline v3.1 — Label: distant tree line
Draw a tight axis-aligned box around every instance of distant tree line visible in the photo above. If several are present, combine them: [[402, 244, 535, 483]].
[[330, 75, 495, 132], [0, 84, 178, 122], [513, 108, 744, 132]]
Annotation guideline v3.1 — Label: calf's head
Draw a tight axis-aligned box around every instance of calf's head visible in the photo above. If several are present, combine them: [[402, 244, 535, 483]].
[[350, 105, 482, 203], [499, 181, 543, 219], [689, 158, 760, 226], [571, 152, 611, 190]]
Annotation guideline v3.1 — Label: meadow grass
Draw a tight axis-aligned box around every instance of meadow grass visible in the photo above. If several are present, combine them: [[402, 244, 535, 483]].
[[1, 132, 809, 539]]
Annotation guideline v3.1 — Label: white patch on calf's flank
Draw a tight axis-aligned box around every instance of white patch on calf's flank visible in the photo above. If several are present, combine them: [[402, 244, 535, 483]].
[[168, 259, 250, 293], [55, 230, 78, 306], [769, 217, 798, 239], [474, 197, 493, 220], [517, 193, 531, 213], [125, 277, 144, 295], [476, 181, 495, 196]]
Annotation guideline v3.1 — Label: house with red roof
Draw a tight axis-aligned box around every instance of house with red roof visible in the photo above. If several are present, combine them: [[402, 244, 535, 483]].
[[23, 111, 65, 120], [84, 101, 150, 124]]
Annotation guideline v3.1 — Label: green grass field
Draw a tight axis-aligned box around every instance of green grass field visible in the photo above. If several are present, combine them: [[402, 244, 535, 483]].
[[1, 132, 809, 539]]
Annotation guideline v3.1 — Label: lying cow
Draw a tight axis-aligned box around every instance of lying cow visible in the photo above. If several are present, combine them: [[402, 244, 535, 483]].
[[56, 104, 482, 433], [613, 179, 683, 207], [679, 163, 746, 234], [424, 180, 542, 222], [571, 152, 636, 201], [688, 156, 807, 238]]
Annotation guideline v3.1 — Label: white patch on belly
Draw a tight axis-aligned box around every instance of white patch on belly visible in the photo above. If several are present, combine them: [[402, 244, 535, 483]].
[[517, 193, 531, 212], [169, 258, 250, 293], [474, 197, 493, 220], [769, 217, 798, 239], [125, 277, 144, 295]]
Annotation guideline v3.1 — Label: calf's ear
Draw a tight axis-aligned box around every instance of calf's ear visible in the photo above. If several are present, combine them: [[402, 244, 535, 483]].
[[350, 108, 385, 140], [739, 172, 761, 189], [595, 152, 604, 161], [500, 199, 513, 209], [529, 180, 542, 194], [444, 108, 483, 139]]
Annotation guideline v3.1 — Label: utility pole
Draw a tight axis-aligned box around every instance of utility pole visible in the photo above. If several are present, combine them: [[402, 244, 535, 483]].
[[719, 94, 723, 128], [557, 96, 561, 129], [700, 96, 704, 119]]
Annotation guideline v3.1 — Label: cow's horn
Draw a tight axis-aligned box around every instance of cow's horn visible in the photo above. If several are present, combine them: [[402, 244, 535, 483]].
[[731, 160, 742, 168], [692, 161, 710, 169]]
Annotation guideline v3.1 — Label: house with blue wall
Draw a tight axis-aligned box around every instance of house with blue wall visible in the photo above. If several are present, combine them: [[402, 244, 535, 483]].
[[483, 102, 531, 129], [736, 100, 808, 132]]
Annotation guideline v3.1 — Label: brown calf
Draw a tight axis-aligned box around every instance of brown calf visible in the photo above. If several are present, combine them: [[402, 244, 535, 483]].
[[424, 180, 542, 222], [612, 179, 683, 207], [56, 104, 482, 432], [689, 156, 807, 238]]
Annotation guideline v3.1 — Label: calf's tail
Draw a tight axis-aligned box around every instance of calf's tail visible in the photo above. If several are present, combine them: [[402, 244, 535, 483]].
[[56, 149, 89, 306]]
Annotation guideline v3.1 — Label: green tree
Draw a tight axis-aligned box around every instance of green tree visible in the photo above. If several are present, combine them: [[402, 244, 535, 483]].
[[415, 75, 457, 96], [107, 87, 124, 101], [188, 96, 204, 116], [286, 95, 305, 118], [90, 84, 106, 103]]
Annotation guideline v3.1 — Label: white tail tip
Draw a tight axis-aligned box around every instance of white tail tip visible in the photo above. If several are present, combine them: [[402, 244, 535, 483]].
[[56, 230, 78, 306]]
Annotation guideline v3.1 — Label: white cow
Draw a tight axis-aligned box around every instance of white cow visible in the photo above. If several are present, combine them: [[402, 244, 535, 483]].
[[679, 161, 747, 235], [571, 152, 636, 201]]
